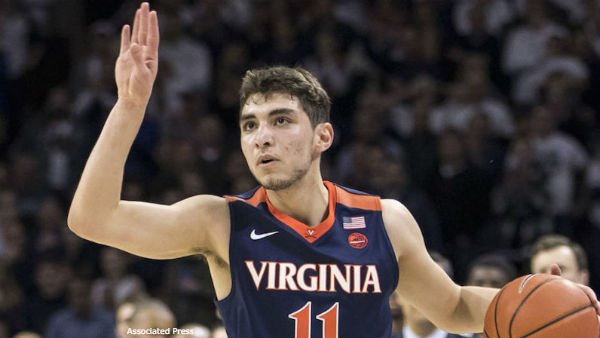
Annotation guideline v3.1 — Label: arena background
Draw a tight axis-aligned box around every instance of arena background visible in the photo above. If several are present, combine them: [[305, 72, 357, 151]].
[[0, 0, 599, 336]]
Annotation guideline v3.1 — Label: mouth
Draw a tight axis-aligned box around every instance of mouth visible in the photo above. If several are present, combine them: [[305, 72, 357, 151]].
[[257, 155, 278, 167]]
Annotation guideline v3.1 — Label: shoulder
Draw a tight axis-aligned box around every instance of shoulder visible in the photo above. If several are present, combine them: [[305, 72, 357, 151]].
[[173, 194, 230, 255], [380, 199, 426, 260], [333, 183, 381, 211], [174, 194, 229, 223]]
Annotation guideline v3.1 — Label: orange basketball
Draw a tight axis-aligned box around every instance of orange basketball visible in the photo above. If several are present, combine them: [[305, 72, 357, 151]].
[[483, 274, 599, 338]]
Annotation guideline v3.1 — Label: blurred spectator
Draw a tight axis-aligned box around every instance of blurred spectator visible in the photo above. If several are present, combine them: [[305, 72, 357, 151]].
[[116, 298, 175, 338], [224, 151, 257, 194], [23, 256, 70, 333], [0, 0, 30, 79], [0, 260, 24, 334], [369, 156, 444, 253], [502, 0, 567, 77], [490, 136, 552, 248], [529, 106, 588, 233], [164, 257, 217, 327], [429, 129, 492, 278], [159, 9, 212, 96], [463, 113, 508, 181], [530, 234, 589, 285], [39, 87, 75, 193], [92, 248, 145, 311], [32, 195, 67, 256], [514, 35, 589, 104], [431, 56, 514, 138], [466, 254, 518, 288], [453, 0, 515, 37], [581, 139, 600, 230], [45, 274, 116, 338]]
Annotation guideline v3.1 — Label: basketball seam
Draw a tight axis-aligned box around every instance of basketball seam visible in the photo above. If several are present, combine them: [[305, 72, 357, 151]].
[[494, 286, 507, 338], [520, 304, 594, 338], [508, 277, 559, 338]]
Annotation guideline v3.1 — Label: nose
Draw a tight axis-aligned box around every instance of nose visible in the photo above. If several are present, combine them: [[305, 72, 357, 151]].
[[254, 123, 274, 149]]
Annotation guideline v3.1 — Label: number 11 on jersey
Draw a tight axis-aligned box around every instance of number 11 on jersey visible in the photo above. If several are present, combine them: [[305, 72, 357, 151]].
[[289, 302, 339, 338]]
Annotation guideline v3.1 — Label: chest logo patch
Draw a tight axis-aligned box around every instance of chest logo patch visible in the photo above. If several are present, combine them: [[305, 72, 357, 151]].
[[348, 232, 368, 249]]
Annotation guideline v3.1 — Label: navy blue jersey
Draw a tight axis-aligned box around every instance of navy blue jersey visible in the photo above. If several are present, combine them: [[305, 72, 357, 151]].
[[216, 181, 399, 338]]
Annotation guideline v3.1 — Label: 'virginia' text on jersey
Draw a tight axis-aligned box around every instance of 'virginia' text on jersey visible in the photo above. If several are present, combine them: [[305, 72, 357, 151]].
[[245, 261, 382, 293]]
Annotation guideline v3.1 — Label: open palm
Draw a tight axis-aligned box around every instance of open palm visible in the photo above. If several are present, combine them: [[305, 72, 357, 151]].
[[115, 2, 159, 107]]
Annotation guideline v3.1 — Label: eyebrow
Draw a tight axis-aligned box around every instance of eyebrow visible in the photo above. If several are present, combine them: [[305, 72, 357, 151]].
[[239, 108, 297, 123]]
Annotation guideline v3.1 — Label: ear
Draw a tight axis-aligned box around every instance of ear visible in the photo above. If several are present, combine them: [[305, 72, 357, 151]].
[[313, 123, 334, 152]]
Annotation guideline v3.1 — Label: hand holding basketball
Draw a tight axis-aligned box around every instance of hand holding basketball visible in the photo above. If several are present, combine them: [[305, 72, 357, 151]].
[[550, 263, 600, 332], [483, 274, 599, 338]]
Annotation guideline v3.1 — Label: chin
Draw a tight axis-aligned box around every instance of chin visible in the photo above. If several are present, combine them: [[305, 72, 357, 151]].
[[259, 176, 297, 191], [257, 168, 309, 191]]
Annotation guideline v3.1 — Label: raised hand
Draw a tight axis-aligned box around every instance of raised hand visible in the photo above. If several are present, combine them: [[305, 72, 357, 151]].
[[115, 2, 159, 108]]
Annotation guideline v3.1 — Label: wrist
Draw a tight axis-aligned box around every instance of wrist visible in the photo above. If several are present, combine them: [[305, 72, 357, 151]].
[[115, 98, 148, 115]]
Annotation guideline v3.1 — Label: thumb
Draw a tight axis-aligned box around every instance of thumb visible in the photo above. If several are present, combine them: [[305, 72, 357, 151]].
[[550, 264, 562, 276]]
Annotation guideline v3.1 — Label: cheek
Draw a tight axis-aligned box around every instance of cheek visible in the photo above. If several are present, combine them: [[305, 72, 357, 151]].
[[286, 139, 312, 158]]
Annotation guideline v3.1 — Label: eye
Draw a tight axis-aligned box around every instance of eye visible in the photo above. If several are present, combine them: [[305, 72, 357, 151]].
[[242, 121, 256, 131], [275, 117, 288, 126]]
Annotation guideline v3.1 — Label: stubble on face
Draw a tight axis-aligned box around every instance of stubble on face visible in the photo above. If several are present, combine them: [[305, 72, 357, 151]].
[[257, 166, 309, 191], [255, 138, 315, 191]]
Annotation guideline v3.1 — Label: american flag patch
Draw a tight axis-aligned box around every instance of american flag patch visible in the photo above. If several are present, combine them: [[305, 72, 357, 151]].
[[343, 216, 366, 229]]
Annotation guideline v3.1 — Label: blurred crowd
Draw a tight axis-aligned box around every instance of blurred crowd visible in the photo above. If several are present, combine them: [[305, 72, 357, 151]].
[[0, 0, 600, 337]]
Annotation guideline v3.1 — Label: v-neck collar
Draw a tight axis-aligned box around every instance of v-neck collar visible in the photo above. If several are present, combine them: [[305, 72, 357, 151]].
[[265, 181, 336, 243]]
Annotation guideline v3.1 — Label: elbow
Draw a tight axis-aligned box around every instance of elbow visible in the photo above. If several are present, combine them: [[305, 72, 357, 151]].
[[67, 206, 100, 240], [67, 207, 86, 237]]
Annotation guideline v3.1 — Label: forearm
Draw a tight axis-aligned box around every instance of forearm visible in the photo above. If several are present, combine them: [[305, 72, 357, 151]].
[[68, 99, 146, 233], [448, 286, 499, 333]]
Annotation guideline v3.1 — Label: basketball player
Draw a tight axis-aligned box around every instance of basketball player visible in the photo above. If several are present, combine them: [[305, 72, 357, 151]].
[[530, 234, 590, 286], [68, 3, 600, 337]]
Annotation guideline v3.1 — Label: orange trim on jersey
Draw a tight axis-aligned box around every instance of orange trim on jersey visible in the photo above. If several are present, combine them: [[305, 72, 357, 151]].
[[265, 181, 337, 244], [225, 188, 267, 207], [334, 185, 381, 211]]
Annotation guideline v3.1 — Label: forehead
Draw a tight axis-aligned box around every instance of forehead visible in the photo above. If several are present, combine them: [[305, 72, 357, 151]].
[[533, 246, 577, 265], [241, 93, 303, 118]]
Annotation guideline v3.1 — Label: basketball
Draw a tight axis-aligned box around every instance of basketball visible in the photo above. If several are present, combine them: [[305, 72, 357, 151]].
[[483, 274, 599, 338]]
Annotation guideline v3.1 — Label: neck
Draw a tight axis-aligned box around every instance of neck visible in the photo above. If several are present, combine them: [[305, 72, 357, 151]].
[[265, 169, 328, 227]]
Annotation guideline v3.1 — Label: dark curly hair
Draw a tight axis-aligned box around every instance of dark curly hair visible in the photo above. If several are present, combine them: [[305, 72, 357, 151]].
[[239, 66, 331, 126]]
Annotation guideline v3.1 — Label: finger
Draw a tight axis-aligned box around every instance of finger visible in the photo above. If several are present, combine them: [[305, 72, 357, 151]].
[[148, 11, 159, 57], [132, 9, 141, 44], [582, 286, 600, 314], [130, 43, 143, 65], [119, 25, 130, 56], [550, 264, 562, 276], [139, 2, 149, 45]]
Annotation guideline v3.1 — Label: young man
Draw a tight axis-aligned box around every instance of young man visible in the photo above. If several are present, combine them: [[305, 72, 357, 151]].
[[68, 3, 599, 338], [530, 234, 590, 286]]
